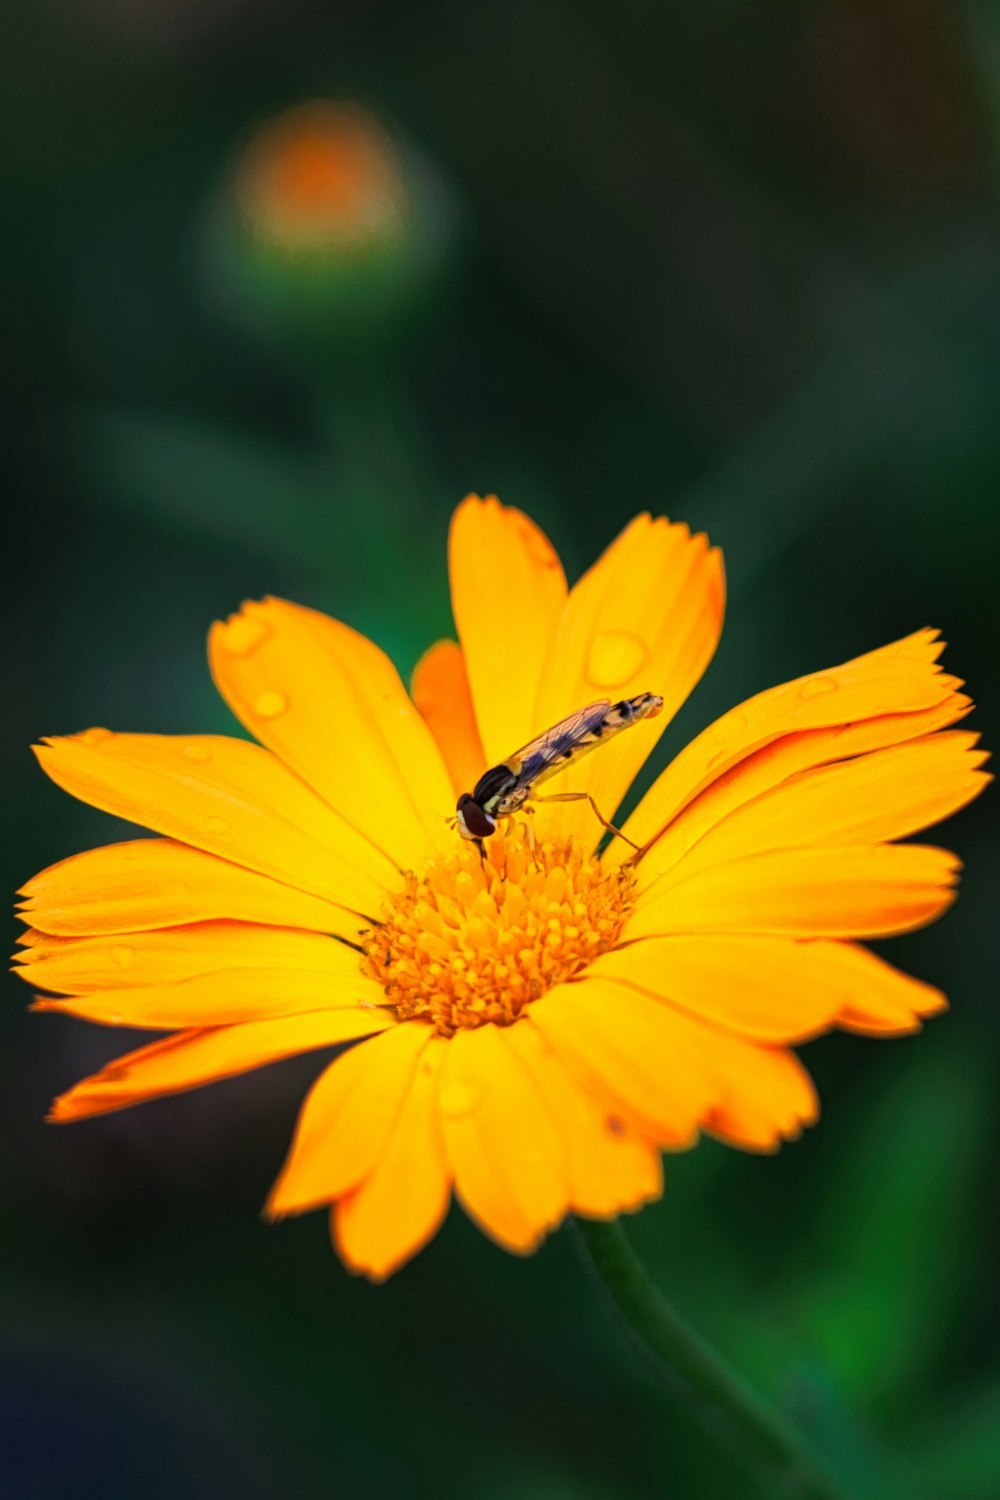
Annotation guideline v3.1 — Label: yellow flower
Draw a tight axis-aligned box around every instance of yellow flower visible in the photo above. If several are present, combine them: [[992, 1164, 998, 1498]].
[[15, 497, 989, 1280]]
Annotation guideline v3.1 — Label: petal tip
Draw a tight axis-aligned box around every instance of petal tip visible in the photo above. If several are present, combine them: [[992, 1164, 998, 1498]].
[[452, 492, 489, 524], [46, 1095, 79, 1125], [261, 1189, 289, 1223], [919, 988, 949, 1019], [331, 1229, 401, 1284], [209, 603, 274, 660], [262, 1179, 316, 1223]]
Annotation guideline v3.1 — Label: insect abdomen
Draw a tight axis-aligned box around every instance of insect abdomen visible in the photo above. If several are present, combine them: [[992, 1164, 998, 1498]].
[[599, 692, 663, 736]]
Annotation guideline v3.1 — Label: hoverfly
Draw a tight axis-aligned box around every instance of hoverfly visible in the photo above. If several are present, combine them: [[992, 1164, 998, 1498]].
[[454, 692, 664, 855]]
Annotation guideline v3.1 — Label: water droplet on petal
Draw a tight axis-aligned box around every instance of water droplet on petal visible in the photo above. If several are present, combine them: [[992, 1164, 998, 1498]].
[[219, 614, 270, 657], [205, 816, 230, 835], [254, 689, 287, 719], [78, 727, 112, 746], [439, 1081, 482, 1118], [586, 630, 650, 689], [711, 706, 749, 746], [800, 675, 838, 700], [111, 945, 134, 968], [181, 742, 212, 762], [705, 707, 750, 770]]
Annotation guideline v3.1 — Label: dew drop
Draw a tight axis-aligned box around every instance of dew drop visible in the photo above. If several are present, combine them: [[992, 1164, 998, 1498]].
[[181, 742, 212, 762], [711, 706, 750, 746], [705, 707, 750, 770], [78, 727, 112, 746], [219, 614, 270, 657], [111, 945, 134, 968], [800, 675, 838, 700], [586, 630, 650, 689], [254, 690, 288, 719], [204, 816, 230, 835], [439, 1081, 482, 1118]]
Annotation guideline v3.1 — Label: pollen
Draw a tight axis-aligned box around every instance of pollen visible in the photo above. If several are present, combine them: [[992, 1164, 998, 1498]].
[[359, 824, 635, 1037]]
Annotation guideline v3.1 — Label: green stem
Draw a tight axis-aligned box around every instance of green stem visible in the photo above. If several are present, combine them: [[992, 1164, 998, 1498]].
[[574, 1218, 853, 1500]]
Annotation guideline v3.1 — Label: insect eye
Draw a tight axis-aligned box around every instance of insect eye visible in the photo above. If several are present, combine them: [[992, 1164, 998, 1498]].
[[458, 799, 495, 838]]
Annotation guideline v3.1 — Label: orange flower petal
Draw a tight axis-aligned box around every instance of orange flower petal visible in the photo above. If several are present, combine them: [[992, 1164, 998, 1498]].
[[34, 732, 395, 918], [15, 920, 363, 996], [505, 1020, 662, 1218], [585, 935, 944, 1042], [333, 1035, 451, 1281], [530, 981, 716, 1147], [22, 492, 987, 1280], [533, 977, 817, 1154], [31, 968, 382, 1030], [699, 1036, 818, 1153], [621, 630, 965, 858], [531, 515, 725, 847], [861, 630, 948, 665], [209, 598, 454, 867], [628, 844, 960, 940], [449, 495, 567, 766], [410, 639, 486, 798], [266, 1022, 431, 1218], [49, 1008, 393, 1122], [627, 695, 975, 886], [831, 944, 948, 1034], [438, 1022, 570, 1253], [17, 840, 350, 938], [657, 732, 987, 887]]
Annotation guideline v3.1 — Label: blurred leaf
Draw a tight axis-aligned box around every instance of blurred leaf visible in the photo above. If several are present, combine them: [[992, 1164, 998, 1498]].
[[900, 1375, 1000, 1499], [773, 1361, 897, 1500], [76, 408, 332, 571], [793, 1043, 989, 1408]]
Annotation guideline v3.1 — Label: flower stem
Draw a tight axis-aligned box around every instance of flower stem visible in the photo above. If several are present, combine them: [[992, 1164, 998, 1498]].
[[573, 1218, 852, 1500]]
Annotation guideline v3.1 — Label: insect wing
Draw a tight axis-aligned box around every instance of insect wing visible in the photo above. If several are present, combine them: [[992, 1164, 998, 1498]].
[[508, 701, 611, 792]]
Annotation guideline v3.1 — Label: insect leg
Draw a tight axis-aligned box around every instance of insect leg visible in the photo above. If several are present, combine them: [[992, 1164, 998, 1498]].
[[507, 807, 538, 861], [531, 791, 640, 852]]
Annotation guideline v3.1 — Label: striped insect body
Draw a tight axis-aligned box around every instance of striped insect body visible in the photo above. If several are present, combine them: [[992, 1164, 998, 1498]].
[[454, 691, 663, 851]]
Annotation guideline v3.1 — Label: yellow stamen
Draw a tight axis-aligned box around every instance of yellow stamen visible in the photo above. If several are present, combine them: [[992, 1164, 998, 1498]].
[[360, 824, 635, 1037]]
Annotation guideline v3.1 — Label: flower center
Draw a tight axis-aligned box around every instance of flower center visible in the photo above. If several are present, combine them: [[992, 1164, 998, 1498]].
[[359, 823, 635, 1037]]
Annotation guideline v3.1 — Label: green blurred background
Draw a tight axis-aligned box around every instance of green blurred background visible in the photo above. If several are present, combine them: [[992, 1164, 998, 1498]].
[[3, 2, 998, 1496]]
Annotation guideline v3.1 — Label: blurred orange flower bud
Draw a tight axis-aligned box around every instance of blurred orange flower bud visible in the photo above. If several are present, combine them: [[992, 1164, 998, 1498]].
[[235, 102, 408, 255], [206, 100, 455, 352]]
